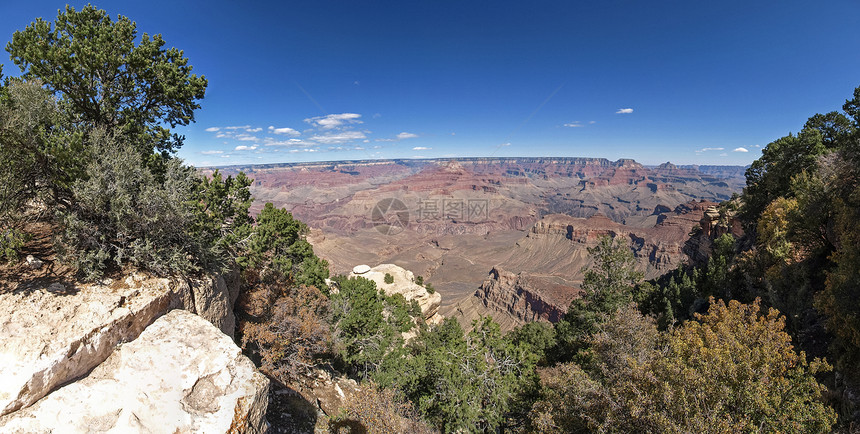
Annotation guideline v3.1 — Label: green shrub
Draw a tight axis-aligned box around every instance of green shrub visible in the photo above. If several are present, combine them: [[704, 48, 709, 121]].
[[54, 131, 216, 280], [425, 282, 435, 294], [384, 273, 394, 284]]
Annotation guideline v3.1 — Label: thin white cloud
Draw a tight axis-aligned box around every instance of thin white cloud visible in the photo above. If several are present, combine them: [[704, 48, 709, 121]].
[[616, 108, 634, 114], [500, 142, 511, 147], [397, 132, 418, 140], [564, 122, 584, 128], [719, 153, 728, 157], [696, 147, 725, 153], [304, 113, 363, 130], [205, 127, 220, 132], [268, 126, 301, 136], [308, 130, 367, 144], [733, 147, 749, 153], [215, 132, 228, 138], [225, 125, 250, 130], [200, 150, 223, 155], [235, 145, 258, 151], [412, 146, 431, 150], [236, 134, 259, 142], [589, 121, 596, 124], [246, 127, 262, 133]]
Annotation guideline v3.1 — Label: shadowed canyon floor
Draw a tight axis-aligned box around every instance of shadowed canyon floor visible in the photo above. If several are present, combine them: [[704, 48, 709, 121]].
[[211, 157, 744, 330]]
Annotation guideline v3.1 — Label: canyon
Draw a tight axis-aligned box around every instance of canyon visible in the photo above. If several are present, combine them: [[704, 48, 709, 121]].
[[211, 157, 745, 330]]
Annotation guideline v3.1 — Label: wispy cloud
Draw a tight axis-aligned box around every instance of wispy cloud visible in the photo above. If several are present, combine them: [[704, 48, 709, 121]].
[[309, 130, 367, 144], [235, 145, 258, 151], [225, 125, 251, 130], [696, 147, 725, 154], [235, 134, 259, 142], [412, 146, 431, 150], [205, 127, 220, 132], [732, 147, 749, 153], [268, 126, 301, 136], [304, 113, 363, 130], [397, 132, 418, 140], [200, 150, 223, 155], [500, 142, 511, 147], [564, 121, 585, 128], [246, 127, 262, 133], [616, 108, 634, 114]]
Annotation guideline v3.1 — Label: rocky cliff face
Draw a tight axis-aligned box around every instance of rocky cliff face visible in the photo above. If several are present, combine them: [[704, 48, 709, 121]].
[[460, 200, 716, 329], [475, 267, 573, 325]]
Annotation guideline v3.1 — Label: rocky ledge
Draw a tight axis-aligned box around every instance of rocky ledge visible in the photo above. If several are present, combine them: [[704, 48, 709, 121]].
[[0, 310, 268, 433]]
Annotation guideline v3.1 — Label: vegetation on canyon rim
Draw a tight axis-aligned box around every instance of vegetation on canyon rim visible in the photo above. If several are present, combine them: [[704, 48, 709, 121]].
[[1, 5, 859, 432]]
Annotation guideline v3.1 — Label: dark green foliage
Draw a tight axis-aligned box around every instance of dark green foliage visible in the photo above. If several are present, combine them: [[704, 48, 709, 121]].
[[553, 235, 643, 363], [638, 265, 700, 329], [379, 317, 539, 432], [6, 5, 207, 166], [729, 84, 860, 426], [424, 282, 435, 294], [384, 272, 394, 284], [240, 203, 329, 289], [330, 276, 420, 380], [415, 275, 424, 285], [509, 321, 556, 366], [742, 127, 830, 225]]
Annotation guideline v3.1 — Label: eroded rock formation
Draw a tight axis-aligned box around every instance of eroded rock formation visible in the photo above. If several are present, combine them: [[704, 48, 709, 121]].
[[349, 263, 443, 325]]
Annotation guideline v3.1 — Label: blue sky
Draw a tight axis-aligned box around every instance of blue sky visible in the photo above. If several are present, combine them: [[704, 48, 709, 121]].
[[2, 1, 859, 167]]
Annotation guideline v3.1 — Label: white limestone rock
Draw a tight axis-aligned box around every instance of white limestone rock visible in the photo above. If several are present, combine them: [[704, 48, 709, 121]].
[[0, 310, 269, 433], [349, 263, 441, 321], [0, 269, 241, 418], [0, 277, 175, 417]]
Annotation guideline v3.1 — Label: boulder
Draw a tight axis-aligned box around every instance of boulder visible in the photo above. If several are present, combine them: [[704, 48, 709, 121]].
[[0, 277, 174, 417], [0, 310, 269, 433], [0, 270, 241, 418]]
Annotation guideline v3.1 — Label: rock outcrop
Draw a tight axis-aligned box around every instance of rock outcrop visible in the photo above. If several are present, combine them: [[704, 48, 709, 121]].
[[0, 310, 268, 433], [476, 267, 573, 324], [0, 270, 241, 420], [349, 263, 443, 325]]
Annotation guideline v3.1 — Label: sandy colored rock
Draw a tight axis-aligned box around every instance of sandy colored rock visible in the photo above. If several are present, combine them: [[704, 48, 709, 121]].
[[0, 276, 175, 417], [0, 270, 241, 418], [184, 274, 237, 339], [0, 310, 269, 433], [349, 263, 441, 321]]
